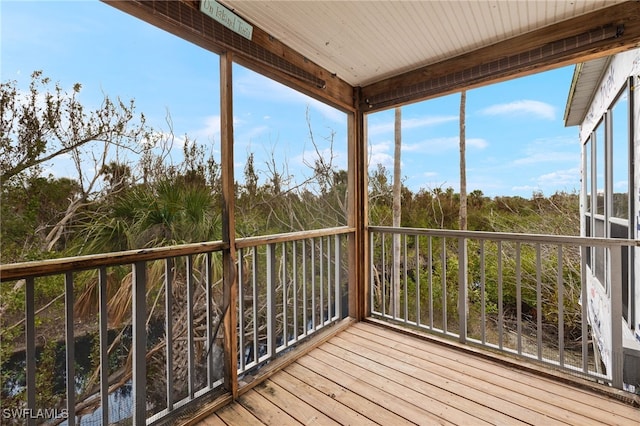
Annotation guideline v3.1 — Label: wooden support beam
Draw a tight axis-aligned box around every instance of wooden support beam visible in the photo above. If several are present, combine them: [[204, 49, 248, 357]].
[[101, 0, 355, 112], [347, 88, 369, 320], [362, 1, 640, 111], [220, 50, 238, 398]]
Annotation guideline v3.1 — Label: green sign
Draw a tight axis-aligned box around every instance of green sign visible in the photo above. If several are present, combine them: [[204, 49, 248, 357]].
[[200, 0, 253, 41]]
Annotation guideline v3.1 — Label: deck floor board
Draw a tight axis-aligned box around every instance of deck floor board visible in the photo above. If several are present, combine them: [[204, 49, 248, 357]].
[[198, 322, 640, 425]]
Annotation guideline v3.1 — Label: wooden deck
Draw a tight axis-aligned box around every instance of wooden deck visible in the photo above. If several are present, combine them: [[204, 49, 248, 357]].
[[197, 322, 640, 425]]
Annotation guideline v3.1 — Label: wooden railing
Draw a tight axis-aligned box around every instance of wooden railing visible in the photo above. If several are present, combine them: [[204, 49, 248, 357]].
[[0, 227, 353, 425], [369, 226, 635, 389]]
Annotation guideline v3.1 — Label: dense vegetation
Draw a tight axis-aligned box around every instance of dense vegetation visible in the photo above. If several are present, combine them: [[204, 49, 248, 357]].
[[0, 72, 581, 418]]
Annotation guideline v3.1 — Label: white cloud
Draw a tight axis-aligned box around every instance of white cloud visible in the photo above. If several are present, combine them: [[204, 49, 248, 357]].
[[403, 136, 487, 153], [368, 115, 457, 136], [536, 167, 580, 187], [480, 100, 556, 120]]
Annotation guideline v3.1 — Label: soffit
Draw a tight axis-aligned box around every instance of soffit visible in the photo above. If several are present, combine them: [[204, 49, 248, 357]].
[[221, 0, 625, 87], [564, 57, 611, 127]]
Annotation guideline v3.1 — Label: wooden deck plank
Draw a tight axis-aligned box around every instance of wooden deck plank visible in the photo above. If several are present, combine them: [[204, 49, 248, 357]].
[[269, 368, 377, 425], [237, 389, 302, 426], [216, 401, 264, 425], [339, 327, 584, 425], [328, 333, 542, 426], [196, 321, 639, 426], [284, 362, 415, 426], [308, 346, 491, 425], [350, 323, 640, 425], [197, 414, 227, 426], [252, 378, 340, 425], [296, 353, 452, 426]]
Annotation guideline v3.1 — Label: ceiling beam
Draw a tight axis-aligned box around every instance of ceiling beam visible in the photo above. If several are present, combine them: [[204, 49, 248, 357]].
[[361, 1, 640, 112], [102, 0, 356, 112]]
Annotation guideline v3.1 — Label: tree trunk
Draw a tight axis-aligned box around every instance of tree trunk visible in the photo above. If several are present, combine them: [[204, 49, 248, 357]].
[[393, 107, 402, 317], [459, 90, 469, 326]]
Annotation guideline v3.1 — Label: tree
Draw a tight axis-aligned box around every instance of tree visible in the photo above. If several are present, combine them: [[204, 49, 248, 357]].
[[0, 71, 152, 253]]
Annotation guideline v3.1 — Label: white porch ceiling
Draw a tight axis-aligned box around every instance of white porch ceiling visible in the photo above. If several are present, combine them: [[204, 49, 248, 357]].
[[222, 0, 625, 87]]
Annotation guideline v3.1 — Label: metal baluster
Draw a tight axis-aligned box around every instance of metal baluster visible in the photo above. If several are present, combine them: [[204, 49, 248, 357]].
[[267, 243, 277, 357], [187, 255, 195, 398], [516, 243, 522, 355], [480, 240, 486, 345], [25, 277, 36, 426], [536, 244, 542, 361], [99, 267, 109, 424], [165, 259, 174, 410], [458, 237, 467, 343], [302, 240, 308, 336], [441, 238, 447, 333], [206, 252, 215, 385], [293, 241, 299, 340], [282, 242, 288, 347], [335, 234, 341, 320], [557, 245, 565, 368], [498, 241, 504, 350], [404, 234, 408, 324], [311, 238, 316, 330], [252, 247, 258, 364], [65, 271, 76, 426], [132, 261, 147, 425], [416, 235, 421, 327], [428, 236, 433, 330], [580, 246, 589, 374]]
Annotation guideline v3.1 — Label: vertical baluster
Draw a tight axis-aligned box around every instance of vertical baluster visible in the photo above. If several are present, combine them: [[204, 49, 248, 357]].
[[98, 267, 109, 424], [186, 255, 195, 398], [580, 246, 589, 373], [403, 234, 408, 324], [557, 245, 565, 368], [480, 240, 486, 345], [267, 243, 277, 357], [498, 241, 504, 350], [335, 234, 342, 320], [206, 252, 215, 385], [516, 242, 522, 355], [441, 237, 447, 333], [326, 236, 331, 323], [311, 237, 317, 330], [293, 241, 299, 340], [458, 237, 467, 343], [25, 277, 36, 426], [282, 242, 288, 347], [428, 236, 433, 329], [320, 237, 325, 325], [165, 259, 174, 411], [536, 244, 543, 361], [65, 272, 76, 426], [416, 235, 421, 327], [382, 233, 386, 317], [370, 232, 375, 315], [610, 245, 624, 389], [132, 261, 147, 425], [302, 240, 308, 335], [237, 249, 244, 372], [252, 247, 258, 363]]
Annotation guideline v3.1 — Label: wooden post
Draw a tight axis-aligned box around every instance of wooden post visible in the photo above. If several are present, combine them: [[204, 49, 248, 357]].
[[220, 50, 238, 398], [348, 88, 368, 320]]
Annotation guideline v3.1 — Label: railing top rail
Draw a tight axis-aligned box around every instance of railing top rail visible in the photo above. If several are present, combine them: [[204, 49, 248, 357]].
[[235, 226, 355, 249], [0, 226, 356, 281], [0, 240, 228, 281], [369, 226, 640, 247]]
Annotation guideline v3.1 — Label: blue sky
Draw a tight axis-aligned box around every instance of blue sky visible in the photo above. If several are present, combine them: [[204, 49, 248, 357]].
[[1, 0, 582, 198]]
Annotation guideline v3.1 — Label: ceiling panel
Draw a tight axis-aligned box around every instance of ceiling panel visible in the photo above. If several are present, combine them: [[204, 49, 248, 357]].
[[222, 0, 626, 86]]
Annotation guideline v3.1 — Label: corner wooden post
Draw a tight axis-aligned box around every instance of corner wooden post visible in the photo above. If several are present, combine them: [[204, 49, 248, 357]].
[[220, 50, 238, 398], [348, 88, 368, 320]]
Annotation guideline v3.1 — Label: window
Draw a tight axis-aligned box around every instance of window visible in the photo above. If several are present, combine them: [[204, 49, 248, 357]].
[[583, 79, 634, 327]]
